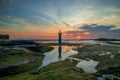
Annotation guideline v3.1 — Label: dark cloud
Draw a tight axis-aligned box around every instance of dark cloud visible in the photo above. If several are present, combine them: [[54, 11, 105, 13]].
[[65, 24, 120, 39], [7, 0, 12, 4], [0, 0, 12, 11], [65, 30, 83, 35], [0, 0, 12, 5]]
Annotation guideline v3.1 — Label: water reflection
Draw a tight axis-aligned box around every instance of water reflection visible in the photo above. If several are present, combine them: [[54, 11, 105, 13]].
[[58, 46, 62, 58], [40, 46, 77, 68]]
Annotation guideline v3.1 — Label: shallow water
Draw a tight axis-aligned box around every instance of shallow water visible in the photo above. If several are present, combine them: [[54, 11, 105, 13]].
[[40, 46, 78, 67], [97, 77, 104, 80], [76, 59, 99, 73]]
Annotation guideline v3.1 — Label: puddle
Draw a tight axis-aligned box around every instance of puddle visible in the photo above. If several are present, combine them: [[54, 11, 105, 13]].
[[76, 59, 99, 73], [40, 46, 78, 67]]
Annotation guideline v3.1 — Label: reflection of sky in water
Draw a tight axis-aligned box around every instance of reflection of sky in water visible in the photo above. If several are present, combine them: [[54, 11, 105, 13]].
[[76, 59, 99, 73], [40, 46, 78, 67]]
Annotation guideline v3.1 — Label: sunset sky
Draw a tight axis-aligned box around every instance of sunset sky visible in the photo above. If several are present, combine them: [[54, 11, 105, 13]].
[[0, 0, 120, 39]]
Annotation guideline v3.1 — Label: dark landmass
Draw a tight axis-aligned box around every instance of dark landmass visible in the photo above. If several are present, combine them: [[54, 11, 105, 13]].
[[0, 34, 9, 40], [26, 46, 54, 53], [0, 40, 36, 46], [95, 38, 120, 41]]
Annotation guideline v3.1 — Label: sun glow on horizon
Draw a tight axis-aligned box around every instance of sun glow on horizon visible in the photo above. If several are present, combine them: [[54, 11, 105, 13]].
[[77, 36, 81, 39]]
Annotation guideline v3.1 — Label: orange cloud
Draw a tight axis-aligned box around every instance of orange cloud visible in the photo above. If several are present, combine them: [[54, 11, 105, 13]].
[[83, 32, 90, 35]]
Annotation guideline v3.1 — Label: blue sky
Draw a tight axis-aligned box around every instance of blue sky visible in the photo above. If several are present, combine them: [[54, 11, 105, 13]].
[[0, 0, 120, 38]]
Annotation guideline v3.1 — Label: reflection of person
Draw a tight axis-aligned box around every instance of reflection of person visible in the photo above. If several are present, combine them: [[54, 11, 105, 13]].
[[58, 46, 62, 58]]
